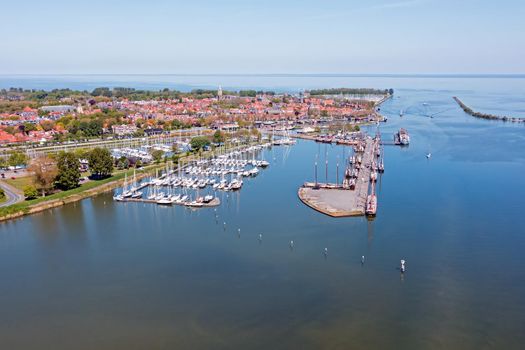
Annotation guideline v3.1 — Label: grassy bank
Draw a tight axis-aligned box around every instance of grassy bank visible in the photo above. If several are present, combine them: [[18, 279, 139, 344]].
[[4, 176, 32, 191], [0, 164, 160, 219]]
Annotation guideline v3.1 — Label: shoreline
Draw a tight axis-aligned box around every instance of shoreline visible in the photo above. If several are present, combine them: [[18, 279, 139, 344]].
[[0, 168, 154, 222], [0, 141, 265, 223]]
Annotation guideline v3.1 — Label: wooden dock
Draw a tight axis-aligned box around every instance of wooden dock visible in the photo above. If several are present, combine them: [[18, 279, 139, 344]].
[[298, 137, 377, 217]]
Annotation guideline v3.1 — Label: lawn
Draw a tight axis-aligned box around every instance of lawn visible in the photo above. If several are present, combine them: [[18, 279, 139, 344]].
[[4, 176, 33, 191], [0, 163, 163, 218]]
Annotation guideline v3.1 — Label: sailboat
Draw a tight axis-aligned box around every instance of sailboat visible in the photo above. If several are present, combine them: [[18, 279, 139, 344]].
[[147, 185, 157, 200], [130, 169, 142, 198], [366, 182, 377, 216], [122, 173, 133, 198]]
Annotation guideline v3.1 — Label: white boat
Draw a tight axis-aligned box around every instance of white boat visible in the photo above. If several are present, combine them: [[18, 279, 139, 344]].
[[186, 201, 203, 207], [157, 196, 173, 205], [147, 186, 157, 200], [230, 178, 243, 190]]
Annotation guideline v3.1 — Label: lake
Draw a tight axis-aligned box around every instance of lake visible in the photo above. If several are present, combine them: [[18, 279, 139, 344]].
[[0, 75, 524, 349]]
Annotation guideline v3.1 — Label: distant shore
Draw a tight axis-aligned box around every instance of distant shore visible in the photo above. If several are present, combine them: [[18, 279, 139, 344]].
[[453, 96, 525, 123]]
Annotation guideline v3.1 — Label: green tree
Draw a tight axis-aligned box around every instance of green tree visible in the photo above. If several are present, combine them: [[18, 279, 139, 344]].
[[0, 187, 5, 201], [91, 87, 112, 97], [212, 130, 225, 144], [239, 90, 257, 97], [250, 128, 262, 141], [28, 155, 58, 196], [4, 126, 17, 135], [151, 149, 164, 164], [133, 129, 145, 137], [8, 151, 28, 167], [116, 156, 130, 170], [40, 120, 55, 132], [55, 151, 81, 190], [190, 136, 210, 151], [23, 122, 37, 133], [171, 153, 180, 165], [88, 148, 113, 179], [23, 185, 38, 200], [171, 119, 189, 129]]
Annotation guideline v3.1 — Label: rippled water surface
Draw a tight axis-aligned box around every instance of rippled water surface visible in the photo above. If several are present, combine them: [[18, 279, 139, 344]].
[[0, 75, 524, 349]]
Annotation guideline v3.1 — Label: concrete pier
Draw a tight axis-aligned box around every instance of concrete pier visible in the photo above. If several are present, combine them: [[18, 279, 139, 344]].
[[298, 137, 377, 217]]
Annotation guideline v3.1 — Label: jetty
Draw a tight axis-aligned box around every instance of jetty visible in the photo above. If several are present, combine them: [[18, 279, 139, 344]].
[[115, 196, 221, 207], [298, 135, 381, 217], [453, 96, 525, 123]]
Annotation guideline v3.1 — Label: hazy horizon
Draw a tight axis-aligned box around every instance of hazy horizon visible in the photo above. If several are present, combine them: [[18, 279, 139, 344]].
[[2, 0, 524, 75], [2, 73, 525, 77]]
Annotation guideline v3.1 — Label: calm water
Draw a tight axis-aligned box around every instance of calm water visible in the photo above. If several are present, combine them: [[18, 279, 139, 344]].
[[1, 76, 525, 349]]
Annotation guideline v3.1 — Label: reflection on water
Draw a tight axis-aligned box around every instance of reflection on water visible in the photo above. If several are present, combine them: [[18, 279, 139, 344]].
[[0, 78, 525, 349]]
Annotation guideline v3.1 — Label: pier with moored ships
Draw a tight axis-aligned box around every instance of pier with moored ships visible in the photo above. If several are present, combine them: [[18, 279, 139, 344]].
[[298, 134, 383, 217]]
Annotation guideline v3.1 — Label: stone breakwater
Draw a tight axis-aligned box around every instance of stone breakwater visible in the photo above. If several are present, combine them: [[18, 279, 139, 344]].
[[453, 96, 525, 123]]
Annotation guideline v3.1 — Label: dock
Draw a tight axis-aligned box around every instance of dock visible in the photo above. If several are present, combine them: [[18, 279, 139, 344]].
[[116, 197, 221, 207], [298, 136, 379, 217]]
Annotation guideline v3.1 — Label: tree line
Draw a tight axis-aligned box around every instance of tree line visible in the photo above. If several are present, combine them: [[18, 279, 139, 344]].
[[21, 148, 114, 199], [2, 86, 282, 103], [309, 88, 393, 96]]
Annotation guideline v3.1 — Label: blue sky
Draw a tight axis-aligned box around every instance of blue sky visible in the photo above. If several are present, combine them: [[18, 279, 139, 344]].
[[1, 0, 524, 74]]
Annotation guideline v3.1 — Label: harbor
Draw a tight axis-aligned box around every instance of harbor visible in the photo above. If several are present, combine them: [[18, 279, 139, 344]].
[[112, 142, 275, 208], [298, 134, 382, 217], [2, 0, 525, 344], [2, 86, 525, 349]]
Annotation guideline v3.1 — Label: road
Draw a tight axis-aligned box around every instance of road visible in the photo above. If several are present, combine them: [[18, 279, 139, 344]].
[[0, 181, 24, 207]]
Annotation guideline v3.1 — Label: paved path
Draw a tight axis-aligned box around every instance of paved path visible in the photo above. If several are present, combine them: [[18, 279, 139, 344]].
[[0, 181, 24, 207]]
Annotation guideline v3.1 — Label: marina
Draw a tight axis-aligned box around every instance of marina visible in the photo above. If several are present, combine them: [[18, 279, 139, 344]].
[[112, 142, 275, 208]]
